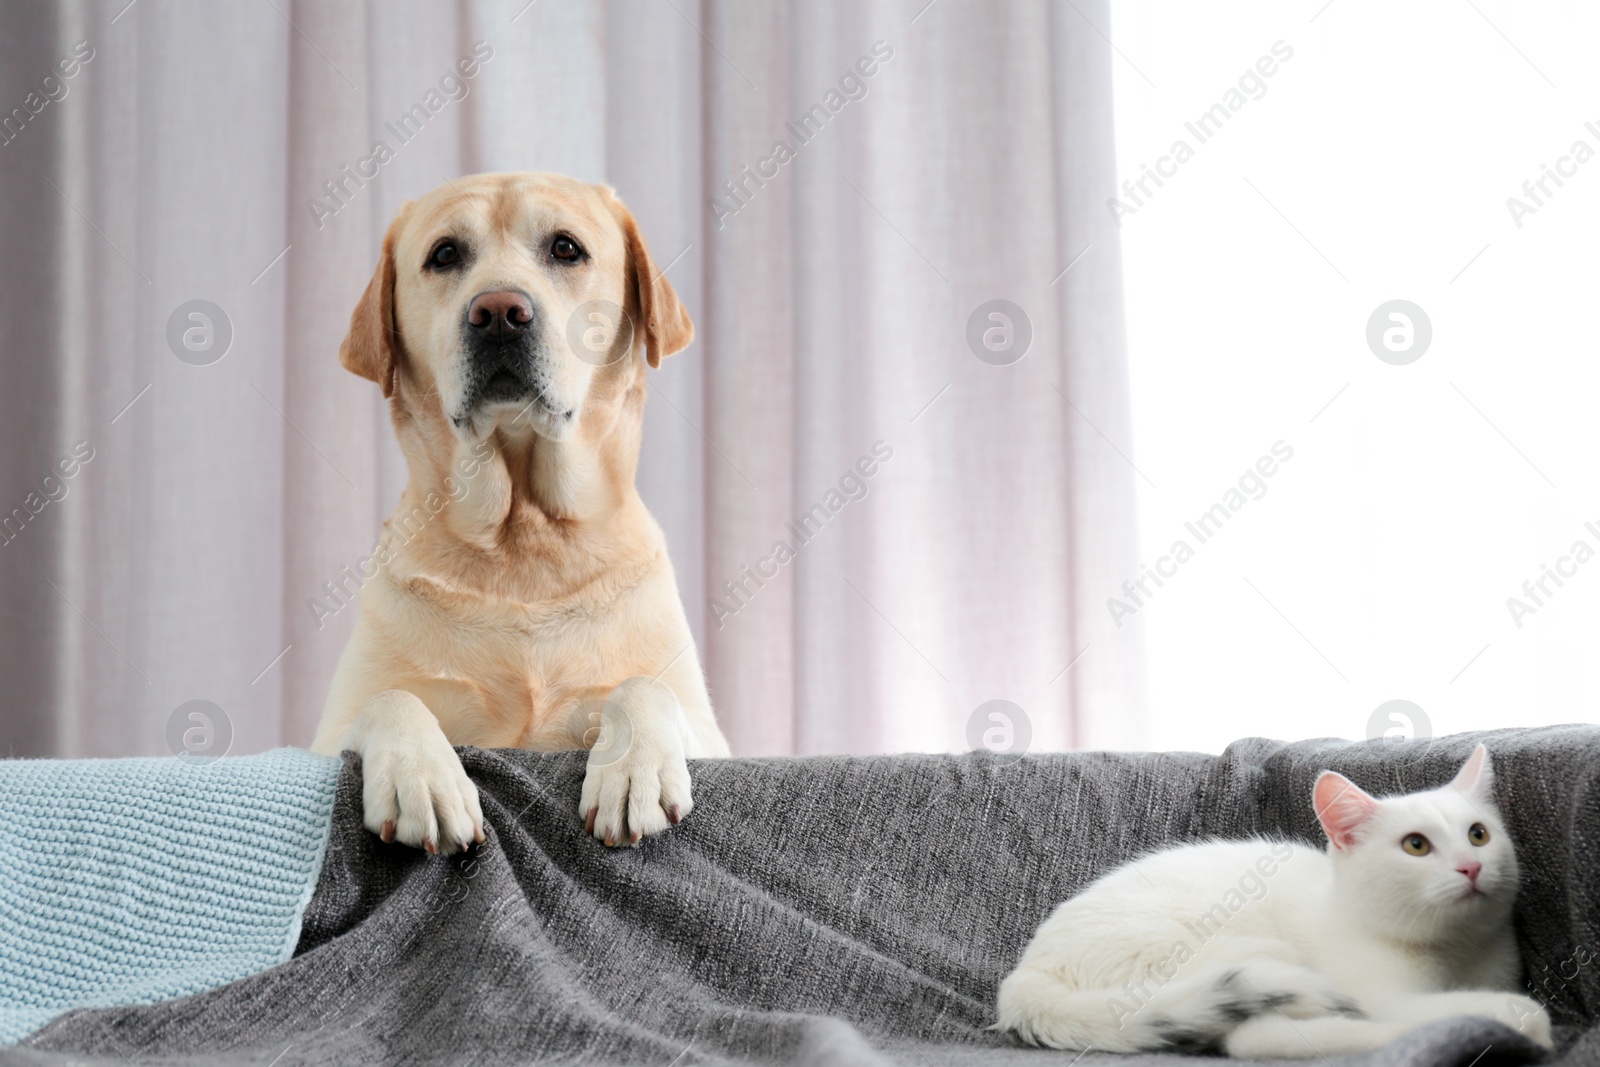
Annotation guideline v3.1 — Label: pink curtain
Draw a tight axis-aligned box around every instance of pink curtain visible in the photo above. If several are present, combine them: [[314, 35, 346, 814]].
[[0, 0, 1143, 759]]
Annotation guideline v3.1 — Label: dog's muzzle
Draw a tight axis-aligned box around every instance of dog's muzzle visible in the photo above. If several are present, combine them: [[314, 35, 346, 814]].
[[460, 289, 551, 410]]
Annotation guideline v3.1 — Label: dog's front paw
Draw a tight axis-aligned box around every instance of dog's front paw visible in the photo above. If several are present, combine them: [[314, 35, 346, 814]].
[[578, 696, 692, 847], [356, 693, 484, 855]]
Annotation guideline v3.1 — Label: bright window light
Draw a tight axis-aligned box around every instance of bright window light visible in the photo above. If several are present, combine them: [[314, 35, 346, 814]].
[[1110, 0, 1600, 752]]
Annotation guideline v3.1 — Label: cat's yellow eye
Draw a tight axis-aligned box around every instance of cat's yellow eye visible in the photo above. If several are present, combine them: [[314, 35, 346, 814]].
[[1402, 833, 1432, 856], [1468, 823, 1490, 846]]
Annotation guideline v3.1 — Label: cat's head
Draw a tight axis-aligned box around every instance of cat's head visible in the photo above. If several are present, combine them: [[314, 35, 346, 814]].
[[1312, 744, 1518, 940]]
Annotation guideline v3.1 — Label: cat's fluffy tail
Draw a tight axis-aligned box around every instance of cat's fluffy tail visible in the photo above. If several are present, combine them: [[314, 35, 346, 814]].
[[996, 960, 1362, 1054]]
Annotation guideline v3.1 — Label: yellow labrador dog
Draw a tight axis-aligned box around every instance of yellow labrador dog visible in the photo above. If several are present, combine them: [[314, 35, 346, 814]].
[[311, 172, 729, 854]]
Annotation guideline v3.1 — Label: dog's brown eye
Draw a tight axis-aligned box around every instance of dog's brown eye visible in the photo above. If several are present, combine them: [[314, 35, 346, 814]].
[[551, 235, 583, 262], [427, 241, 461, 269]]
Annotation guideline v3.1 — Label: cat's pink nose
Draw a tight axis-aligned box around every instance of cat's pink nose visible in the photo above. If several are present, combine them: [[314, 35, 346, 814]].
[[1457, 860, 1482, 885]]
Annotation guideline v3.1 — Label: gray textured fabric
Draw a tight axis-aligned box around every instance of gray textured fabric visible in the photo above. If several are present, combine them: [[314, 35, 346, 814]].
[[6, 728, 1597, 1066]]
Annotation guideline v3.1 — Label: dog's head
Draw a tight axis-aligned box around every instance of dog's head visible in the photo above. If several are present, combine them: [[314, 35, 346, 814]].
[[340, 172, 692, 442]]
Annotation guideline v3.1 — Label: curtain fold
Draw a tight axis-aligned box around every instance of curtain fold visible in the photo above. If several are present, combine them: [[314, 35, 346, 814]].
[[0, 0, 1142, 759]]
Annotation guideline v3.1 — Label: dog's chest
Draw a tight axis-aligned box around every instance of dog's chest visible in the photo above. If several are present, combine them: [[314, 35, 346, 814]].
[[375, 568, 667, 748]]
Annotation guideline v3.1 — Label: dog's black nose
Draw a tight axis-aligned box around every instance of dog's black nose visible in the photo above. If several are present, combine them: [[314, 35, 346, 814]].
[[467, 290, 534, 339]]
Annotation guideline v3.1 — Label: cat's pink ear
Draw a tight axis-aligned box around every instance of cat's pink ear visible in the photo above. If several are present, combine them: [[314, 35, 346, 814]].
[[1450, 744, 1494, 798], [1314, 771, 1380, 850]]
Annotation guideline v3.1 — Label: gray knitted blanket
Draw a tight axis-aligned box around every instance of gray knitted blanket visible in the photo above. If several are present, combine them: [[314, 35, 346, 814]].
[[6, 728, 1597, 1066]]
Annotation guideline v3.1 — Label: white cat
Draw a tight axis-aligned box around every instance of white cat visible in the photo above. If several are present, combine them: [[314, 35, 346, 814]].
[[995, 745, 1553, 1057]]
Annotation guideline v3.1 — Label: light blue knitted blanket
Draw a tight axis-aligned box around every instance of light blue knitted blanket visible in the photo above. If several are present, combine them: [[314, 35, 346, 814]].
[[0, 748, 340, 1044]]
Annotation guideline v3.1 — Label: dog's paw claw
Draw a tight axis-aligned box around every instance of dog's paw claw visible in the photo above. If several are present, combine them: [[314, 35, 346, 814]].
[[360, 726, 483, 856], [578, 746, 693, 847]]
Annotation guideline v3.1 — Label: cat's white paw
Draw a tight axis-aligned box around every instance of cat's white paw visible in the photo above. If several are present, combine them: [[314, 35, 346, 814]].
[[577, 685, 693, 846], [1491, 993, 1553, 1049], [1433, 991, 1553, 1049], [1224, 1014, 1410, 1059]]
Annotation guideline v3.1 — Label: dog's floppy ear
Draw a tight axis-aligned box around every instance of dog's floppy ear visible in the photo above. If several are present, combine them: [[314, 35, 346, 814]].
[[607, 191, 693, 367], [340, 207, 408, 397]]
